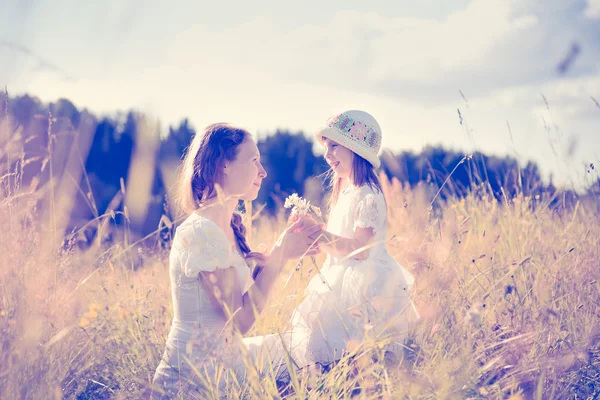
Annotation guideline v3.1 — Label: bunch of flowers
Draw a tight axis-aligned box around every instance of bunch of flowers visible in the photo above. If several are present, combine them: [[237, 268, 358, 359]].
[[283, 194, 331, 289], [284, 193, 322, 227]]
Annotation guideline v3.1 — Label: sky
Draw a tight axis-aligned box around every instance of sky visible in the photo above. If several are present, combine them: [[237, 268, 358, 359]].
[[1, 0, 599, 189]]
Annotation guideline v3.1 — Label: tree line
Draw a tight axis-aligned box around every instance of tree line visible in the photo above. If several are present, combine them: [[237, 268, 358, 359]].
[[1, 93, 597, 247]]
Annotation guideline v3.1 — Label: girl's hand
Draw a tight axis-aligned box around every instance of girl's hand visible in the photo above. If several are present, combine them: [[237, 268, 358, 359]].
[[297, 215, 323, 256], [309, 227, 374, 259], [310, 230, 334, 255]]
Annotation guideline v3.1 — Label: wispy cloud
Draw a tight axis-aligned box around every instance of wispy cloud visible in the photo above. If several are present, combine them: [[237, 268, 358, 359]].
[[0, 0, 597, 186], [156, 0, 599, 105], [0, 39, 76, 82], [585, 0, 600, 18]]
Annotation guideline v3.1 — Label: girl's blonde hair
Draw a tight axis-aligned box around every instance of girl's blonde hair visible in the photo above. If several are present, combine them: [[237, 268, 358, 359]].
[[326, 152, 382, 208]]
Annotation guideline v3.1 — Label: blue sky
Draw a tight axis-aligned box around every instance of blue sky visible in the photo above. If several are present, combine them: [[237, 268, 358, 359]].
[[1, 0, 599, 188]]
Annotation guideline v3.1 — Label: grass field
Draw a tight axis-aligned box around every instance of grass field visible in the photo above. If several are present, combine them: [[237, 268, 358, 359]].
[[1, 107, 599, 399], [1, 172, 599, 399]]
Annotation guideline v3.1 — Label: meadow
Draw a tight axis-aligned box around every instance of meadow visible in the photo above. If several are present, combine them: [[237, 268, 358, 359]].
[[1, 110, 599, 399]]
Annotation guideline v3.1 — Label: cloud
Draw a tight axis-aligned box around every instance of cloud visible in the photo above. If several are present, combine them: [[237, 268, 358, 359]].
[[585, 0, 600, 18], [156, 0, 599, 106], [2, 0, 597, 187], [5, 0, 597, 108], [0, 40, 76, 82]]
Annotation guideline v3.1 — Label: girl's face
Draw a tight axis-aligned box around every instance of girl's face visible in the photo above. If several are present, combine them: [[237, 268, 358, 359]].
[[323, 137, 354, 179], [222, 136, 267, 201]]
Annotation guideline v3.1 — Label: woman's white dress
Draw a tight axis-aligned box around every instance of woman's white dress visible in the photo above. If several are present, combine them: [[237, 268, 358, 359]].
[[244, 184, 419, 374], [152, 213, 253, 398]]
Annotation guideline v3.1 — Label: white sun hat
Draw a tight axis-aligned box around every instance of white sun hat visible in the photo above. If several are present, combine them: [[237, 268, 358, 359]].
[[315, 110, 382, 168]]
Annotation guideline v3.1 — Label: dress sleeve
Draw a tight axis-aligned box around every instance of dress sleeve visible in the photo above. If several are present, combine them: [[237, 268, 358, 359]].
[[353, 191, 385, 235], [175, 220, 232, 278]]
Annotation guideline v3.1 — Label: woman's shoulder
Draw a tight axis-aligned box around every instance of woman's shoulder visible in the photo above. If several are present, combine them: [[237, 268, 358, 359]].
[[171, 214, 234, 276], [175, 213, 230, 250]]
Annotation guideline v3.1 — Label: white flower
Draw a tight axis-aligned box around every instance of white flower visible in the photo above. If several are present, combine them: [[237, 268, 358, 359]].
[[297, 198, 310, 214], [284, 193, 301, 209], [310, 204, 322, 218], [284, 193, 309, 212], [285, 193, 322, 220]]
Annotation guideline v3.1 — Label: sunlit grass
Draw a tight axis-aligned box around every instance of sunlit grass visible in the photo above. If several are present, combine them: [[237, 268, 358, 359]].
[[1, 106, 599, 399]]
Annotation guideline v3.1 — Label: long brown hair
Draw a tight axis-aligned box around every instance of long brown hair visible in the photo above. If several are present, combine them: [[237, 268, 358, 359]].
[[178, 123, 266, 278], [326, 151, 382, 207]]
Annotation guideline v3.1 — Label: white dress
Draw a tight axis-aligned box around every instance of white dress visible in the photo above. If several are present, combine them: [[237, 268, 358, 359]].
[[244, 184, 419, 374], [153, 213, 253, 398]]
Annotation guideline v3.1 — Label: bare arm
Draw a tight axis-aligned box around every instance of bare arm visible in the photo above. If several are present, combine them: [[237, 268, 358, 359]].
[[316, 191, 384, 260], [199, 221, 322, 334], [317, 226, 375, 260]]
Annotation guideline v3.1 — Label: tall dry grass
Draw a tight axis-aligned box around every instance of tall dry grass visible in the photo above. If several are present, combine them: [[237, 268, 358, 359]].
[[1, 105, 599, 399]]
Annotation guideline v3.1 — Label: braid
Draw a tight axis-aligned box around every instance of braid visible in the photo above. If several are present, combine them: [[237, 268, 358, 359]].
[[230, 212, 267, 280]]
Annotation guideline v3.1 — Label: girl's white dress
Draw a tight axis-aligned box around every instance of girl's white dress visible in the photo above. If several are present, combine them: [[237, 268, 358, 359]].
[[153, 213, 253, 398], [244, 184, 419, 374]]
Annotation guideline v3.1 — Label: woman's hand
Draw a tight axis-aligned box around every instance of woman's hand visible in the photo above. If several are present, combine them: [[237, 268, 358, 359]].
[[271, 218, 323, 263], [199, 219, 323, 335], [288, 212, 320, 232]]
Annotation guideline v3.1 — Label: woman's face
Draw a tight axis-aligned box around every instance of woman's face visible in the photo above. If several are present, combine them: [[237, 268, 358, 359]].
[[222, 136, 267, 201], [323, 137, 354, 179]]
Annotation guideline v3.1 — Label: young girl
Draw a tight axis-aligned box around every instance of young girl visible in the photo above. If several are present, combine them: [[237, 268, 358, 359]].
[[151, 123, 321, 398], [244, 110, 419, 375], [293, 109, 420, 366]]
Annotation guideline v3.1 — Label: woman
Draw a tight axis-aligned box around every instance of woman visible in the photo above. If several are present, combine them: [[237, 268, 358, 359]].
[[151, 123, 321, 398]]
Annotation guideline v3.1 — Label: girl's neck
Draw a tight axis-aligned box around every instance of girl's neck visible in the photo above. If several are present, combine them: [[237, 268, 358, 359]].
[[341, 177, 355, 191]]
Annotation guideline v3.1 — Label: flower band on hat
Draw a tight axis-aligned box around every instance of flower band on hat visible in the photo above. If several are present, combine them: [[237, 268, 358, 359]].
[[327, 114, 381, 150], [316, 109, 382, 168]]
